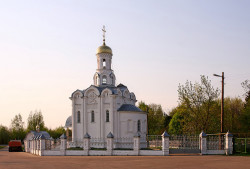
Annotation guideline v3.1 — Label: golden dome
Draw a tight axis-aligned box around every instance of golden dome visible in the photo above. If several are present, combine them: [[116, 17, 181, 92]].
[[96, 43, 112, 55]]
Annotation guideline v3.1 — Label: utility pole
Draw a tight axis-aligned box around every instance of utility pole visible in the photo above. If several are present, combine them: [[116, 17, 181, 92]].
[[221, 72, 224, 133], [213, 72, 225, 133]]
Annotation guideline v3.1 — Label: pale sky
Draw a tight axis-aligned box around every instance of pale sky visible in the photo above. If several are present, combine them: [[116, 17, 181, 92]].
[[0, 0, 250, 129]]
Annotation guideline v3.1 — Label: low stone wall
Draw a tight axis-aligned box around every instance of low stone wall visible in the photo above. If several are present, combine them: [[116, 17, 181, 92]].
[[140, 150, 162, 156], [205, 150, 225, 155]]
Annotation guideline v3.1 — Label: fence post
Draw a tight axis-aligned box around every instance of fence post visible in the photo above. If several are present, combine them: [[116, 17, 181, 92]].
[[31, 138, 34, 154], [199, 131, 207, 155], [107, 132, 114, 156], [60, 134, 67, 156], [225, 131, 233, 155], [35, 136, 38, 155], [33, 137, 35, 154], [83, 133, 91, 155], [162, 131, 170, 156], [40, 134, 46, 156], [133, 132, 140, 155]]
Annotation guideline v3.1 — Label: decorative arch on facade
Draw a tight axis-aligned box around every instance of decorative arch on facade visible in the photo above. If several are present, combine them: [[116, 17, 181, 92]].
[[101, 88, 112, 97], [130, 92, 136, 100], [123, 89, 130, 98], [71, 90, 84, 99], [84, 86, 100, 97]]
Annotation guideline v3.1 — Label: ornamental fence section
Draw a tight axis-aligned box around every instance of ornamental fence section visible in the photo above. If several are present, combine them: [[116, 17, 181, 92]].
[[169, 135, 200, 154], [24, 131, 234, 156], [45, 139, 61, 150], [233, 138, 250, 154], [146, 135, 162, 149], [206, 134, 225, 150]]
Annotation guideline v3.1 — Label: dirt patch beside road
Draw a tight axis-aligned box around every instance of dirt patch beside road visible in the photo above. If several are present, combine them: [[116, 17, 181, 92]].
[[0, 151, 249, 169]]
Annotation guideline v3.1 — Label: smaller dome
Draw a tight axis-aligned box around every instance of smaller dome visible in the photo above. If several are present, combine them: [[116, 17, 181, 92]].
[[96, 43, 112, 55], [65, 116, 72, 128]]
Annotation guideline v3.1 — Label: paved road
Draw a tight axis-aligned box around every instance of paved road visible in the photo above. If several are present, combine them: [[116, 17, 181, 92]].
[[0, 151, 249, 169], [0, 146, 8, 151]]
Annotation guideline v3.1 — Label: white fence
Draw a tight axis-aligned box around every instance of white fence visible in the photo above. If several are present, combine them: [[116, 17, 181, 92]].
[[24, 131, 233, 156]]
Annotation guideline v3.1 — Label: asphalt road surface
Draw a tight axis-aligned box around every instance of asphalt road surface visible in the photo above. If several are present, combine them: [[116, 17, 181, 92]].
[[0, 148, 249, 169]]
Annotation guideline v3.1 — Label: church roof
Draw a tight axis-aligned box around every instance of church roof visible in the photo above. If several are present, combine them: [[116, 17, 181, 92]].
[[117, 104, 142, 112], [70, 83, 129, 98], [25, 131, 51, 141], [117, 83, 127, 88], [96, 44, 112, 55], [65, 116, 72, 128]]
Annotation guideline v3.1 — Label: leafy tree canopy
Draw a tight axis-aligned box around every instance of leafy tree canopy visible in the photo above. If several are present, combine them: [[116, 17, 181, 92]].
[[27, 110, 45, 132], [177, 75, 220, 133]]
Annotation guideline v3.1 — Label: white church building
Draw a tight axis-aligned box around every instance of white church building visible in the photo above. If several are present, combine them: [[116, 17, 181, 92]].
[[67, 27, 147, 148]]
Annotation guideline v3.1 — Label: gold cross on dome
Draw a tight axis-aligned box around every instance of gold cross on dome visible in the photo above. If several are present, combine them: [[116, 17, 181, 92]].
[[102, 25, 106, 44]]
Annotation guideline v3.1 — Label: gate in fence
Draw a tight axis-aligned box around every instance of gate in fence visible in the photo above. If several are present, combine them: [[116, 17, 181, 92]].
[[234, 138, 250, 154], [206, 134, 225, 150], [169, 135, 200, 154]]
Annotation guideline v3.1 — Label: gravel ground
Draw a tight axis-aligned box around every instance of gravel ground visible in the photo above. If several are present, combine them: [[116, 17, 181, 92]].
[[0, 149, 249, 169]]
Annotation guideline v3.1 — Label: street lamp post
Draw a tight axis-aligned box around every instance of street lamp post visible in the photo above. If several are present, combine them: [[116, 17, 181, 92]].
[[213, 72, 225, 134]]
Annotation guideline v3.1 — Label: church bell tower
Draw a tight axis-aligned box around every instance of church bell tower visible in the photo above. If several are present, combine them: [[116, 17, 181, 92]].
[[93, 26, 116, 86]]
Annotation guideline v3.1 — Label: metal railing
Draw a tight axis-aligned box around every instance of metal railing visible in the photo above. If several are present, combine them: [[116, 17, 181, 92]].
[[234, 138, 250, 154], [206, 134, 225, 150]]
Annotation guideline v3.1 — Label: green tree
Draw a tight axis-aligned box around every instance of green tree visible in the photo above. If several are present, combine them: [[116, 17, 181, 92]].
[[47, 126, 65, 139], [177, 75, 220, 133], [240, 80, 250, 132], [0, 125, 10, 144], [223, 97, 244, 133], [27, 110, 46, 132], [10, 113, 26, 141], [163, 114, 172, 132], [168, 111, 185, 135], [138, 101, 165, 135]]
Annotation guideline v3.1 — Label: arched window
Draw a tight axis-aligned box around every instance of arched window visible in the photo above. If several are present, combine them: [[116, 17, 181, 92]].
[[103, 59, 106, 68], [106, 110, 109, 122], [96, 76, 99, 85], [137, 120, 141, 132], [111, 76, 114, 85], [77, 111, 80, 123], [102, 75, 107, 84], [91, 111, 95, 122]]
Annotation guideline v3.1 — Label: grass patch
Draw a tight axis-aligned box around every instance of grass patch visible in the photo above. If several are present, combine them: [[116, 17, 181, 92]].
[[67, 147, 83, 150], [0, 146, 5, 149], [114, 148, 133, 151], [90, 147, 107, 151], [141, 147, 162, 150], [231, 152, 250, 156]]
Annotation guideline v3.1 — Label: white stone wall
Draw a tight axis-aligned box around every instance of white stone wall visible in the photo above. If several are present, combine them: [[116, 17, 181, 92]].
[[119, 111, 147, 138]]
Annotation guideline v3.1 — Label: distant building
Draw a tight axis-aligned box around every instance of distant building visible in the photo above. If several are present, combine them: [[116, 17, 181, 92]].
[[67, 27, 147, 148], [24, 125, 51, 152]]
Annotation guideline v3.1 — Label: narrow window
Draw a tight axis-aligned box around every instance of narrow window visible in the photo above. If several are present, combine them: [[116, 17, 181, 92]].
[[103, 59, 106, 68], [137, 120, 141, 132], [106, 110, 109, 122], [111, 76, 114, 85], [96, 76, 99, 85], [77, 111, 80, 123], [91, 111, 95, 122], [102, 75, 107, 84]]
